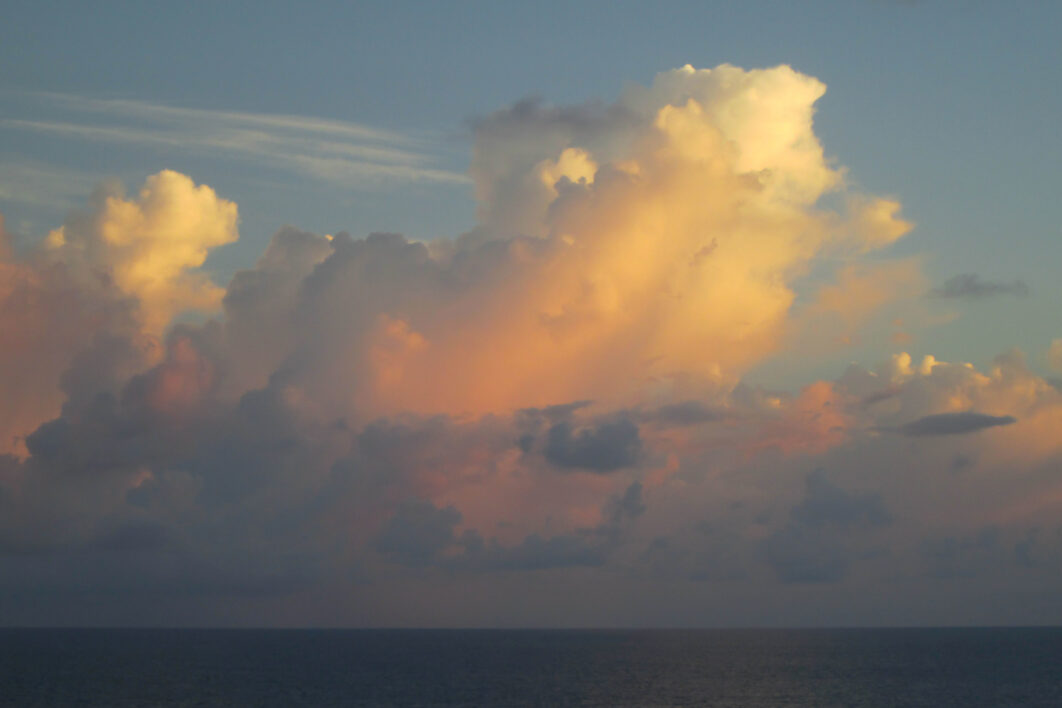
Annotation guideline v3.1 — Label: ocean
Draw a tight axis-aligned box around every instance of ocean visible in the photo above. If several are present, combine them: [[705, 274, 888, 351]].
[[2, 628, 1060, 706]]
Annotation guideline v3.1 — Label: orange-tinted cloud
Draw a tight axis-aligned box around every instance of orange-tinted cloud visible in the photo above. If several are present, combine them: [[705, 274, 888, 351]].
[[260, 65, 916, 424], [45, 169, 238, 334], [12, 67, 1062, 626], [0, 172, 235, 455]]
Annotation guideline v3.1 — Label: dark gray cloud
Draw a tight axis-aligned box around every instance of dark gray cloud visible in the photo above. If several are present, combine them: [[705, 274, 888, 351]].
[[544, 417, 641, 472], [790, 472, 892, 530], [374, 500, 462, 567], [606, 482, 646, 525], [763, 529, 853, 584], [764, 472, 891, 584], [922, 526, 1002, 579], [456, 531, 608, 572], [898, 411, 1016, 437], [929, 273, 1030, 300], [93, 521, 174, 553], [448, 482, 646, 573]]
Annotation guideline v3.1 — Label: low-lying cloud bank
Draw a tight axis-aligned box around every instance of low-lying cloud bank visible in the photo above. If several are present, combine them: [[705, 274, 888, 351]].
[[2, 65, 1061, 626]]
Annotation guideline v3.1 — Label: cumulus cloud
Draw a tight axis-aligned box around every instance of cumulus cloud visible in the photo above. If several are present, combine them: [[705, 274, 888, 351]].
[[0, 216, 144, 455], [44, 169, 238, 333], [7, 65, 1062, 626], [0, 172, 235, 455]]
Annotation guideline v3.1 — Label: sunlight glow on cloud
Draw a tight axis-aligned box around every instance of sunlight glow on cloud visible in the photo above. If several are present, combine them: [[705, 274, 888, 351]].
[[45, 170, 238, 333], [1, 65, 1059, 627]]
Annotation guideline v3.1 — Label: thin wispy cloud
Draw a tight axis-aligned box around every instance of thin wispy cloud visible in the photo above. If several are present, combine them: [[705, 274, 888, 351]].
[[1, 93, 470, 191], [0, 162, 101, 209], [40, 92, 413, 144]]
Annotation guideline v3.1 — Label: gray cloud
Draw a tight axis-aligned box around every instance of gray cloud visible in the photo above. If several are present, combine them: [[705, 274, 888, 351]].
[[898, 411, 1016, 437], [764, 471, 891, 584], [763, 529, 854, 584], [922, 526, 1002, 579], [456, 531, 608, 572], [544, 417, 641, 472], [375, 500, 462, 568], [452, 482, 646, 572], [606, 482, 647, 526], [929, 273, 1030, 300], [790, 471, 892, 530]]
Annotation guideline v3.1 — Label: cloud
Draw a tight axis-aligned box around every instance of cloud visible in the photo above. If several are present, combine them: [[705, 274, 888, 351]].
[[544, 417, 642, 472], [0, 215, 147, 455], [897, 411, 1017, 437], [789, 471, 892, 529], [451, 530, 608, 572], [0, 170, 236, 454], [929, 273, 1031, 300], [3, 93, 469, 188], [764, 471, 891, 584], [9, 65, 1062, 626], [0, 162, 100, 210], [375, 500, 462, 567], [1049, 339, 1062, 373], [637, 401, 725, 427], [44, 170, 238, 333], [234, 63, 914, 421], [448, 481, 646, 572]]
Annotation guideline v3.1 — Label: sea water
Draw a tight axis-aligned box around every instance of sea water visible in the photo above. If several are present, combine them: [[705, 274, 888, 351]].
[[2, 627, 1060, 706]]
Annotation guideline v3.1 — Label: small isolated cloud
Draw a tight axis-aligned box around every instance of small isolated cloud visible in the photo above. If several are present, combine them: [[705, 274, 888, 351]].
[[897, 411, 1017, 437], [929, 273, 1030, 300]]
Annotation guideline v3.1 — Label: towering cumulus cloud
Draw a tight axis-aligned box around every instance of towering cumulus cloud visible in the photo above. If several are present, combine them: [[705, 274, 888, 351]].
[[0, 172, 236, 456], [2, 66, 1061, 627], [252, 64, 912, 422]]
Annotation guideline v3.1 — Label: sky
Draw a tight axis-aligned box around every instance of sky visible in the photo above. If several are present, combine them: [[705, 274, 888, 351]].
[[1, 1, 1061, 627]]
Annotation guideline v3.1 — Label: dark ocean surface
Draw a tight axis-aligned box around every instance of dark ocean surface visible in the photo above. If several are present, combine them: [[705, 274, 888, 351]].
[[2, 628, 1061, 707]]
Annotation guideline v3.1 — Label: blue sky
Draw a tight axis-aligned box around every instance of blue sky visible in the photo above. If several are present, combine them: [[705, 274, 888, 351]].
[[2, 1, 1062, 626]]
